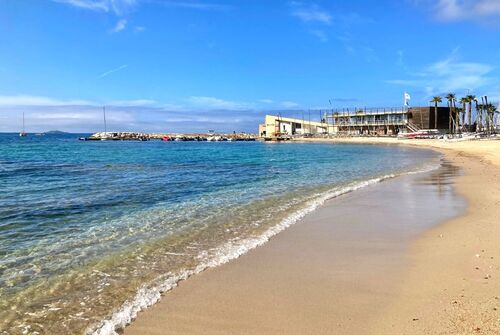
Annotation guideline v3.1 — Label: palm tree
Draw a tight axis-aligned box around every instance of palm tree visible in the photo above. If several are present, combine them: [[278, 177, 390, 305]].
[[459, 97, 468, 132], [446, 93, 456, 134], [493, 106, 500, 133], [476, 102, 484, 132], [430, 96, 442, 130], [456, 107, 465, 130], [465, 95, 476, 131], [485, 103, 496, 133], [473, 99, 480, 132]]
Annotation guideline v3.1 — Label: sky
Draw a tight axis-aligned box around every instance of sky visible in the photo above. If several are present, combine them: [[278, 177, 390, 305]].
[[1, 0, 500, 133]]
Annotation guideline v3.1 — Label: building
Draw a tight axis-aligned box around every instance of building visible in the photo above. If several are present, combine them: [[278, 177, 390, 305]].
[[408, 107, 451, 130], [328, 109, 407, 135], [259, 115, 328, 138], [260, 107, 451, 138], [328, 107, 451, 135]]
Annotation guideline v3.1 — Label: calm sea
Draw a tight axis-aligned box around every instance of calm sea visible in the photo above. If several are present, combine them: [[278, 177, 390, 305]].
[[0, 133, 438, 335]]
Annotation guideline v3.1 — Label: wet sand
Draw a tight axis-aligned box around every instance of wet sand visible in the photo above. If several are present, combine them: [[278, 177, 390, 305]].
[[371, 143, 500, 334], [124, 159, 464, 334]]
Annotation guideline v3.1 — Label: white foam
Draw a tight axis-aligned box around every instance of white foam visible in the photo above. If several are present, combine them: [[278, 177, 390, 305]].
[[87, 162, 440, 335]]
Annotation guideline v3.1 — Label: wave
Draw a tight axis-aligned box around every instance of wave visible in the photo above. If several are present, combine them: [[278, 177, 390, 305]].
[[87, 160, 441, 335]]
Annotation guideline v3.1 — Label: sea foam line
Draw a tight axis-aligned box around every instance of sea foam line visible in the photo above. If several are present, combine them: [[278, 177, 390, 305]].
[[88, 161, 440, 335]]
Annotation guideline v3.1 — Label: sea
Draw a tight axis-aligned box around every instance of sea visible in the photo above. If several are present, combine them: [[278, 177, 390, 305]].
[[0, 133, 439, 335]]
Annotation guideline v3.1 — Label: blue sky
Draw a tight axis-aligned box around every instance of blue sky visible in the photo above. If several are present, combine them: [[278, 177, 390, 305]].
[[1, 0, 500, 132]]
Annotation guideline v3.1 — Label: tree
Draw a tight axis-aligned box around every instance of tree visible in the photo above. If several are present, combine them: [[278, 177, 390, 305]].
[[485, 103, 496, 133], [459, 97, 468, 132], [445, 93, 456, 134], [465, 95, 476, 131], [430, 96, 442, 130], [476, 103, 484, 132]]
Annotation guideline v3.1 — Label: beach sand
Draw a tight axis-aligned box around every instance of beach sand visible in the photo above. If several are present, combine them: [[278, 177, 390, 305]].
[[370, 140, 500, 334], [123, 138, 500, 335]]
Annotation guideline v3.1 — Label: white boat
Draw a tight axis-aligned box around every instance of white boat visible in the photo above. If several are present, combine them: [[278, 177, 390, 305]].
[[397, 129, 439, 139]]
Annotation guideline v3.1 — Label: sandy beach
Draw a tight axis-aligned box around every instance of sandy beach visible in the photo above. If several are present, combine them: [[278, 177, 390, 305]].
[[123, 138, 500, 335]]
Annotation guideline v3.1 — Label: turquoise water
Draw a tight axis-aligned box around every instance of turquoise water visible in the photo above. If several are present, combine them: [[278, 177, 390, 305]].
[[0, 134, 438, 334]]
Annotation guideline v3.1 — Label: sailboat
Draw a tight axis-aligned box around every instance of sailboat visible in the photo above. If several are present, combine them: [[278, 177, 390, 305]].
[[101, 106, 111, 140], [19, 112, 27, 137]]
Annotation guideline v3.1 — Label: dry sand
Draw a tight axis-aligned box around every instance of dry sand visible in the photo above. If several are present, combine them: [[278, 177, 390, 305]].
[[124, 138, 500, 335]]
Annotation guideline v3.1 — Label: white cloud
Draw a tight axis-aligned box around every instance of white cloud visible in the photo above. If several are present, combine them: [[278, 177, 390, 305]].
[[98, 64, 128, 78], [0, 94, 300, 112], [160, 1, 231, 11], [53, 0, 108, 12], [109, 99, 157, 106], [0, 95, 158, 108], [0, 94, 309, 132], [281, 101, 299, 108], [29, 110, 135, 123], [110, 19, 127, 33], [134, 26, 145, 32], [426, 57, 493, 78], [188, 96, 253, 110], [0, 103, 267, 133], [386, 50, 496, 97], [0, 95, 93, 106], [290, 2, 332, 25], [426, 0, 500, 21], [53, 0, 138, 16]]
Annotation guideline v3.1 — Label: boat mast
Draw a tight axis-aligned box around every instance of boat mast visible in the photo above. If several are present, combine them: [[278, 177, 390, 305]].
[[22, 112, 25, 133], [103, 106, 107, 134]]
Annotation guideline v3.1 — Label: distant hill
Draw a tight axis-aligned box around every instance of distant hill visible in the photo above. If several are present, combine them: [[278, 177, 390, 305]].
[[45, 130, 68, 134]]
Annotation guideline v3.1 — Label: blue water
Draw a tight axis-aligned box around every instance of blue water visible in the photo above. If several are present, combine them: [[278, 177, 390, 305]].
[[0, 133, 438, 334]]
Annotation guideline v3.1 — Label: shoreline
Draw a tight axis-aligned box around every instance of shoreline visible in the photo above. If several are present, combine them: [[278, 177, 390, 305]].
[[371, 140, 500, 334], [287, 138, 500, 333], [120, 138, 500, 334]]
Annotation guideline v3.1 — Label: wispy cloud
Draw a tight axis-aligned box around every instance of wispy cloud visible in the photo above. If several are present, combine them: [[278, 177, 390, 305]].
[[0, 95, 160, 108], [290, 2, 332, 25], [188, 96, 254, 110], [330, 97, 360, 103], [110, 19, 127, 33], [0, 96, 271, 133], [396, 50, 405, 69], [0, 93, 313, 133], [109, 99, 157, 106], [53, 0, 138, 16], [289, 2, 374, 50], [309, 29, 328, 42], [417, 0, 500, 22], [53, 0, 108, 12], [281, 101, 299, 108], [386, 49, 496, 98], [97, 64, 129, 78], [0, 95, 93, 106], [158, 1, 231, 11]]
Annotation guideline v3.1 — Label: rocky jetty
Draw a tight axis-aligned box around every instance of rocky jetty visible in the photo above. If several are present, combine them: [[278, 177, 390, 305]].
[[80, 132, 257, 141]]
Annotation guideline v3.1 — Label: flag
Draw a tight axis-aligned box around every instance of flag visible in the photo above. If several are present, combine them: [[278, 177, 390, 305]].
[[404, 92, 411, 106]]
